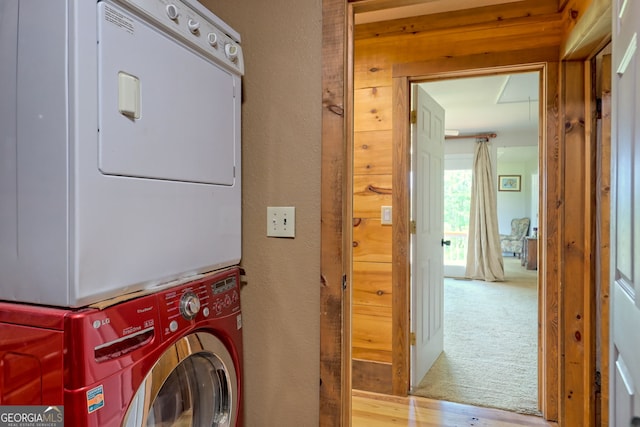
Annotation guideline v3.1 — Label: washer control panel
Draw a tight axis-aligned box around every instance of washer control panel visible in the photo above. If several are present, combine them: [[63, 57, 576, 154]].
[[159, 268, 240, 338], [111, 0, 244, 75]]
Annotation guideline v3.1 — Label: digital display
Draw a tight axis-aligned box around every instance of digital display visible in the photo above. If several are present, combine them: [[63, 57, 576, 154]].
[[211, 277, 237, 294]]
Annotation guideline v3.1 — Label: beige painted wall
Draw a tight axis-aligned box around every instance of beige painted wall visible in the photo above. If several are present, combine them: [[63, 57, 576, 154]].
[[200, 1, 322, 425]]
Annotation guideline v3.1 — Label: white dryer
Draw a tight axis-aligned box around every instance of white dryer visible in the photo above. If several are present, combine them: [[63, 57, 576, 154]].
[[0, 0, 243, 307]]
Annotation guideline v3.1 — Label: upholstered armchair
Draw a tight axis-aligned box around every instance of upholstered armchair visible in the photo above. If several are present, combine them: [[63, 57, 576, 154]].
[[500, 217, 531, 257]]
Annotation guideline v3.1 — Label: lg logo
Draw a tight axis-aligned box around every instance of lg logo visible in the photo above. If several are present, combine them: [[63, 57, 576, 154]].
[[92, 318, 111, 329]]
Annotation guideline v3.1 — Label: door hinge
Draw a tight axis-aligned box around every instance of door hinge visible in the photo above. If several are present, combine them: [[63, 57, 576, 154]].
[[410, 220, 416, 234], [410, 332, 416, 346], [410, 110, 417, 124], [342, 274, 347, 291]]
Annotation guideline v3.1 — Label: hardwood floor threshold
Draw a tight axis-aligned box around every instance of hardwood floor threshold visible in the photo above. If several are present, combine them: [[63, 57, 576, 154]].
[[352, 390, 558, 426]]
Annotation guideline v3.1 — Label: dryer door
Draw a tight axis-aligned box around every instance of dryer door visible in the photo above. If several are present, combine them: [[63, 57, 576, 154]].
[[123, 332, 237, 427], [97, 1, 238, 186]]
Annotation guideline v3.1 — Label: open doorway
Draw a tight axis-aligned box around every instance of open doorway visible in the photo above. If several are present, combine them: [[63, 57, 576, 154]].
[[349, 59, 555, 397], [406, 73, 541, 414], [347, 2, 564, 419]]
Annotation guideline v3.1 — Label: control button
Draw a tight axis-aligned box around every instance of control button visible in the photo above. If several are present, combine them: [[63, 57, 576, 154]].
[[224, 295, 232, 307], [203, 307, 210, 317], [225, 43, 239, 61], [207, 33, 218, 47], [180, 292, 201, 320], [169, 320, 178, 332], [188, 19, 200, 33], [166, 4, 179, 20]]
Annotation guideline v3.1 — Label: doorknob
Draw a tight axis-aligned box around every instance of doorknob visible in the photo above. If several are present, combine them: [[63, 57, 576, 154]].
[[441, 239, 451, 247], [631, 417, 640, 426]]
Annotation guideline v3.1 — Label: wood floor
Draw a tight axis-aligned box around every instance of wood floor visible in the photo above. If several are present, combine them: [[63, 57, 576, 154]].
[[352, 390, 558, 427]]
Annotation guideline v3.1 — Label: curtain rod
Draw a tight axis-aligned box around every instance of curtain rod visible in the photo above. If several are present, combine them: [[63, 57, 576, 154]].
[[444, 132, 497, 140]]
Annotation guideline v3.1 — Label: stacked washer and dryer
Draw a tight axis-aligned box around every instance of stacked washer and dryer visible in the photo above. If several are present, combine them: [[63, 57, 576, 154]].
[[0, 0, 244, 425]]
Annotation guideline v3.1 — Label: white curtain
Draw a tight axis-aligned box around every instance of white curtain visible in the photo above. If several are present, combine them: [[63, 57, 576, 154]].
[[465, 139, 504, 281]]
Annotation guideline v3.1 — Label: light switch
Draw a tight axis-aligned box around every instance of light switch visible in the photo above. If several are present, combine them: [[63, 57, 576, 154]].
[[118, 72, 140, 119], [381, 206, 392, 225], [267, 206, 295, 238]]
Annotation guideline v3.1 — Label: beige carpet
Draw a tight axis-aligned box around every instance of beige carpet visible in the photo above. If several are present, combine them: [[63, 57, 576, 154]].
[[412, 257, 540, 415]]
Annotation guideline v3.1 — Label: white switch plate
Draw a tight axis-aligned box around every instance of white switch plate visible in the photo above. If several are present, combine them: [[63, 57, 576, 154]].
[[267, 206, 296, 238], [381, 206, 392, 225]]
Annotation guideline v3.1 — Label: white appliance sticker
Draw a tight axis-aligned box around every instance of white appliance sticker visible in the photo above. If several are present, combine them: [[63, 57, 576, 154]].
[[104, 5, 134, 35]]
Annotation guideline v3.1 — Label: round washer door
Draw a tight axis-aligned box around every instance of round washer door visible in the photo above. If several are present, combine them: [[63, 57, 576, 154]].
[[123, 332, 237, 427]]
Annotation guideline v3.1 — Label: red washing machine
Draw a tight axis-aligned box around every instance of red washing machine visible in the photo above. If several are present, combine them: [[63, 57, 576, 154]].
[[0, 267, 243, 427]]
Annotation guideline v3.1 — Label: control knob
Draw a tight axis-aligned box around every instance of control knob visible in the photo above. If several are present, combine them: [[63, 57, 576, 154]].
[[188, 19, 200, 34], [166, 4, 179, 20], [207, 33, 218, 47], [225, 43, 239, 61], [180, 292, 201, 320]]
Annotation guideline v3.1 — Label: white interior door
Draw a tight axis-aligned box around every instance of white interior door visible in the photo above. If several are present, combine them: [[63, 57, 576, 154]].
[[611, 1, 640, 424], [411, 85, 445, 389]]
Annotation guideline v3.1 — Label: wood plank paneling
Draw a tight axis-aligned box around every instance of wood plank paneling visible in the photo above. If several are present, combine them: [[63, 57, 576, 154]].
[[353, 175, 392, 218], [354, 86, 393, 132], [352, 218, 392, 263], [352, 304, 392, 362], [393, 47, 560, 78], [354, 0, 559, 40], [354, 62, 392, 90], [354, 131, 393, 175], [353, 261, 392, 307], [355, 14, 564, 64]]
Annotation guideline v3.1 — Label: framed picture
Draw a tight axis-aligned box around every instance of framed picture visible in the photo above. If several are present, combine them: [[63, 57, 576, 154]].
[[498, 175, 521, 192]]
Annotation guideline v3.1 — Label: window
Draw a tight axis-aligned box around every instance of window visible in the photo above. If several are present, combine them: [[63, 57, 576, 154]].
[[443, 169, 472, 268]]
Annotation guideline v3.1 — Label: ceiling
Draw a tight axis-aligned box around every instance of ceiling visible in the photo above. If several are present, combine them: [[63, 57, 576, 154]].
[[419, 71, 540, 137]]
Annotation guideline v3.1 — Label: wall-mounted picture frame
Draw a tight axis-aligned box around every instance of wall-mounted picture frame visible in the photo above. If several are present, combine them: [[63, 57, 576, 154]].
[[498, 175, 521, 192]]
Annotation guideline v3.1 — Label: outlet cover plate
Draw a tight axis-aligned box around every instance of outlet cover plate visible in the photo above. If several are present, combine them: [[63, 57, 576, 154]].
[[381, 206, 392, 225]]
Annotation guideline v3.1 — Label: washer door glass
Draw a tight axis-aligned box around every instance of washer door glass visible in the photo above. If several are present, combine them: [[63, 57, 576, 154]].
[[149, 353, 230, 426], [123, 332, 237, 427]]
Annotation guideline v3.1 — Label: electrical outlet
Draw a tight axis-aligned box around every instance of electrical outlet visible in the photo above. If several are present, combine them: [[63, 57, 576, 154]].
[[267, 206, 295, 238]]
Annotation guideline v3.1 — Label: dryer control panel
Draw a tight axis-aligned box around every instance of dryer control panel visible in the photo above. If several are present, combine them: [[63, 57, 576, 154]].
[[110, 0, 244, 74]]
